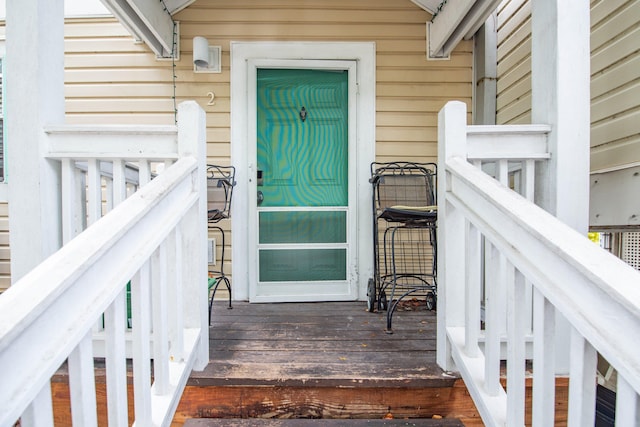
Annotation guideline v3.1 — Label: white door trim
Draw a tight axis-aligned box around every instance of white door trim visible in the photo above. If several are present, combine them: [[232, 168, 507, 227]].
[[230, 41, 376, 302]]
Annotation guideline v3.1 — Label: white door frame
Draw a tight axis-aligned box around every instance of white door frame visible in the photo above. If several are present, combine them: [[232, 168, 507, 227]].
[[230, 41, 376, 302]]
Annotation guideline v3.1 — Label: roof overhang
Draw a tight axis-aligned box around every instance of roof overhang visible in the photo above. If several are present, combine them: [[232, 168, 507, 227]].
[[102, 0, 499, 61], [99, 0, 194, 58], [412, 0, 502, 59]]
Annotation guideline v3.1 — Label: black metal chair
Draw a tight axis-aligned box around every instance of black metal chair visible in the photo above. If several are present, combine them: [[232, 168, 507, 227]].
[[207, 164, 235, 325], [368, 162, 437, 333]]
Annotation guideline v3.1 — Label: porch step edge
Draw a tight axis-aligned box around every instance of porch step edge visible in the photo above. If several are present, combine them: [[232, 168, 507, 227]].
[[183, 419, 465, 426]]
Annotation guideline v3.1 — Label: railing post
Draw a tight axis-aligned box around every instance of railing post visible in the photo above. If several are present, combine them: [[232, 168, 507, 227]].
[[532, 0, 591, 377], [6, 0, 65, 280], [177, 101, 209, 369], [437, 100, 469, 371]]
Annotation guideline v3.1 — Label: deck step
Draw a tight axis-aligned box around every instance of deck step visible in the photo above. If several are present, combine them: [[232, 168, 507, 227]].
[[183, 419, 465, 426], [172, 303, 482, 426]]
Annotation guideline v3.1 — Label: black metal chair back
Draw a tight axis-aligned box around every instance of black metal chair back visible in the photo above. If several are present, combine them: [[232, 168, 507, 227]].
[[207, 165, 235, 225]]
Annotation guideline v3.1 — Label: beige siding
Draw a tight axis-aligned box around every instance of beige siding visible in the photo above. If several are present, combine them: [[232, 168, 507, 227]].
[[590, 0, 640, 172], [1, 0, 473, 288], [63, 0, 473, 167], [496, 0, 531, 125], [496, 0, 640, 172]]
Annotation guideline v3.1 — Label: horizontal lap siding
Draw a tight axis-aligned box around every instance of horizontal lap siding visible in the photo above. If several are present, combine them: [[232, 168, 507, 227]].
[[496, 0, 531, 125], [590, 0, 640, 172], [496, 0, 640, 172], [175, 0, 473, 165]]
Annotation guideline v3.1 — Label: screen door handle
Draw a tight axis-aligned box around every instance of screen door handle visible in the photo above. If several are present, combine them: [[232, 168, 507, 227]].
[[257, 190, 264, 205]]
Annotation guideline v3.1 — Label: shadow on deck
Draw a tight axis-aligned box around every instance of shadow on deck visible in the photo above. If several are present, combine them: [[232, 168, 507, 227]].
[[175, 301, 482, 425]]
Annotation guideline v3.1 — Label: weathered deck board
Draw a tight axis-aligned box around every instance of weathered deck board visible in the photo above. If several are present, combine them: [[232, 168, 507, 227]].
[[184, 418, 465, 426], [191, 301, 452, 388], [172, 301, 483, 424]]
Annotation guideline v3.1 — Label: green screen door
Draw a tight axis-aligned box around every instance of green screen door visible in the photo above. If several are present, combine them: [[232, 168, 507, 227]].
[[255, 68, 351, 301]]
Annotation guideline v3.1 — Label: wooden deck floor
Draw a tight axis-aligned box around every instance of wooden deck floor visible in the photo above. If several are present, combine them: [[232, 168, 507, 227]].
[[172, 300, 484, 424], [190, 300, 457, 388]]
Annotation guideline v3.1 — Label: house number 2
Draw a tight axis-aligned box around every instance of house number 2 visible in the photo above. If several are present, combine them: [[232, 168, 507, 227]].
[[207, 91, 215, 106]]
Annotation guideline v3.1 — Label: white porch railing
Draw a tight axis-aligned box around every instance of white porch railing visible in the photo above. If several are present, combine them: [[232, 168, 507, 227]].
[[0, 101, 209, 426], [437, 101, 640, 426]]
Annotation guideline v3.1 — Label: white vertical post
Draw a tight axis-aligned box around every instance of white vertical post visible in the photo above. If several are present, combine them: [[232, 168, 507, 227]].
[[177, 101, 209, 370], [531, 0, 590, 376], [6, 0, 65, 281], [506, 267, 526, 426], [61, 159, 78, 244], [531, 0, 590, 228], [464, 221, 481, 357], [567, 329, 597, 427], [68, 332, 98, 426], [484, 241, 503, 396], [616, 377, 640, 426], [532, 288, 556, 427], [21, 381, 54, 427], [104, 289, 129, 427], [437, 100, 468, 371], [152, 245, 170, 394], [132, 263, 152, 424]]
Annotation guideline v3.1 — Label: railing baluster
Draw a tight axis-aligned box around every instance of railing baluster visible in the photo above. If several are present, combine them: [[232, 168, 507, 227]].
[[615, 376, 640, 426], [132, 262, 152, 423], [61, 158, 77, 244], [77, 167, 88, 232], [20, 381, 54, 427], [87, 159, 102, 225], [506, 265, 526, 426], [104, 289, 129, 427], [567, 328, 597, 427], [484, 241, 503, 396], [497, 159, 508, 186], [465, 221, 481, 357], [68, 331, 98, 426], [152, 243, 170, 394], [112, 159, 127, 205], [169, 225, 185, 362], [532, 288, 556, 427], [139, 159, 152, 186]]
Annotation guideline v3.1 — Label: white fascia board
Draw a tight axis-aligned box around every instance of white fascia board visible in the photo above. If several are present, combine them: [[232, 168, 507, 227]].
[[428, 0, 475, 57], [427, 0, 502, 59], [163, 0, 195, 14], [409, 0, 442, 14]]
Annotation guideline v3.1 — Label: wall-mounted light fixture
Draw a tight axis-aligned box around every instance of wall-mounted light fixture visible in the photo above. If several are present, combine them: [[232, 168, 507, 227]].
[[193, 36, 221, 73]]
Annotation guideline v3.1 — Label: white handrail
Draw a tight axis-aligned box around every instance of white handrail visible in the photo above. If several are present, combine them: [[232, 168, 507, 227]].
[[437, 101, 640, 426], [0, 101, 208, 426]]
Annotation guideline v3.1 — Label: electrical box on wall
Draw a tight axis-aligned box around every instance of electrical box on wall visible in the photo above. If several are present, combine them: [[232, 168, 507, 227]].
[[208, 238, 216, 265]]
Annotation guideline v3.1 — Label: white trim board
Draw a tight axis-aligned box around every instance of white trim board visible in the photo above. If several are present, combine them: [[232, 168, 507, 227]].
[[230, 41, 376, 302]]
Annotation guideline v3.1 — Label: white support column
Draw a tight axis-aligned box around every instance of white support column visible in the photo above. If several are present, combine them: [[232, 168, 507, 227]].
[[531, 0, 590, 230], [531, 0, 591, 375], [177, 101, 209, 370], [6, 0, 65, 281], [437, 101, 468, 371]]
